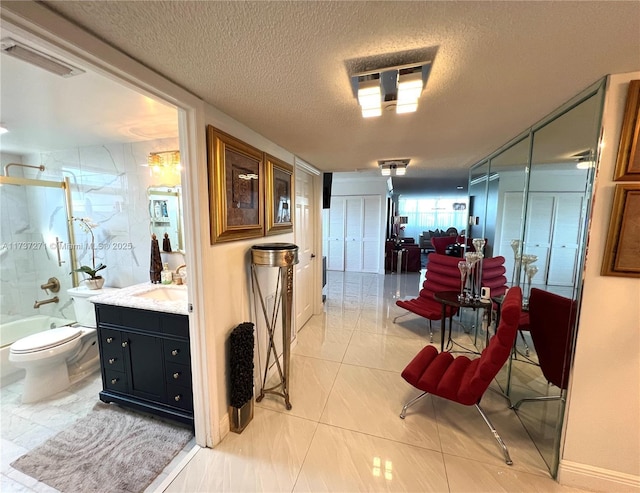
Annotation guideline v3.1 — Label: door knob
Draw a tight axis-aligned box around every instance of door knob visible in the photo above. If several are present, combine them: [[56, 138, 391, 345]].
[[311, 254, 316, 258]]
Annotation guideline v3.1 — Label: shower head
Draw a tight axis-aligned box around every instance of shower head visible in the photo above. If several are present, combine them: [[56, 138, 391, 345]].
[[3, 163, 45, 177]]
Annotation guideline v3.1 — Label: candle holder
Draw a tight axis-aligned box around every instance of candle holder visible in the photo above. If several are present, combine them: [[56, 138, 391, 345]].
[[457, 260, 471, 301], [510, 239, 521, 286], [464, 251, 482, 300], [520, 253, 538, 285], [523, 264, 539, 308], [472, 237, 486, 255]]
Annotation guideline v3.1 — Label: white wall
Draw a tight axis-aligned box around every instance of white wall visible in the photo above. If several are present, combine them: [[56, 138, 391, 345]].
[[0, 137, 182, 323], [327, 172, 388, 274], [559, 72, 640, 491], [330, 171, 389, 197], [198, 106, 297, 433]]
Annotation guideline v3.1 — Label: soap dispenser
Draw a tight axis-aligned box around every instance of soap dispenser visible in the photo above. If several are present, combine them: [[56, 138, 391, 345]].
[[161, 263, 173, 284]]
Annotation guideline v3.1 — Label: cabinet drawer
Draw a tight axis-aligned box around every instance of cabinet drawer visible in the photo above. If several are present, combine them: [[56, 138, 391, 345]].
[[99, 329, 125, 371], [95, 304, 122, 326], [100, 327, 122, 347], [102, 351, 125, 372], [163, 340, 190, 365], [166, 385, 193, 411], [165, 361, 192, 389], [104, 369, 128, 393], [161, 314, 189, 338]]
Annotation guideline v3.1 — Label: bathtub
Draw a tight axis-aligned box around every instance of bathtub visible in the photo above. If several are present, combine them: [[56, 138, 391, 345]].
[[1, 315, 76, 386]]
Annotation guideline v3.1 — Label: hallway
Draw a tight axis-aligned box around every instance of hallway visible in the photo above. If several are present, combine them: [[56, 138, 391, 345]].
[[165, 271, 587, 492]]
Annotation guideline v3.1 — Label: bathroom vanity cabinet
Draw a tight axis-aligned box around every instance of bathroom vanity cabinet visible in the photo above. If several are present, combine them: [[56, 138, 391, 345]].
[[94, 303, 193, 426]]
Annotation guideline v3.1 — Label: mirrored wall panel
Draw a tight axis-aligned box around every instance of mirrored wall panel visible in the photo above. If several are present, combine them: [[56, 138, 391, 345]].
[[468, 80, 604, 476], [148, 186, 184, 253]]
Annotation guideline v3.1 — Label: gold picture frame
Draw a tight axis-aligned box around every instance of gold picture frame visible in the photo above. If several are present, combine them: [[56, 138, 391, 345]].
[[601, 183, 640, 277], [265, 154, 294, 235], [207, 125, 264, 243], [613, 80, 640, 181]]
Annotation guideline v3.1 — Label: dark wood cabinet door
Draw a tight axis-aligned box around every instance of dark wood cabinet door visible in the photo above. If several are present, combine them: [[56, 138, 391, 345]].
[[124, 332, 166, 402]]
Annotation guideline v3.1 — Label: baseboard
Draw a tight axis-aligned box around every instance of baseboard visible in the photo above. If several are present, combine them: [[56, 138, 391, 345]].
[[558, 460, 640, 492], [219, 411, 230, 440]]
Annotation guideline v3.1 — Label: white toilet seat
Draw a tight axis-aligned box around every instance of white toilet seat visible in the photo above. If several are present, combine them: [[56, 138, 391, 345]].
[[10, 326, 82, 354]]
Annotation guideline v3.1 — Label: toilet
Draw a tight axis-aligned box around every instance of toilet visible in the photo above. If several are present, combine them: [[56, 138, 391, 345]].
[[9, 286, 119, 403]]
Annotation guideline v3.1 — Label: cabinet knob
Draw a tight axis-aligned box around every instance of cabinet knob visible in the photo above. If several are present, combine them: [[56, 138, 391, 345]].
[[171, 349, 179, 356], [108, 358, 116, 364], [173, 372, 181, 379], [122, 341, 128, 347], [174, 394, 182, 402], [106, 337, 113, 343], [111, 378, 118, 384]]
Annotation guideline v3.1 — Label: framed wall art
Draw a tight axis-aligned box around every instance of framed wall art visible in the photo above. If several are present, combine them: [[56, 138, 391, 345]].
[[265, 154, 294, 235], [207, 125, 264, 243], [613, 80, 640, 181], [601, 183, 640, 277]]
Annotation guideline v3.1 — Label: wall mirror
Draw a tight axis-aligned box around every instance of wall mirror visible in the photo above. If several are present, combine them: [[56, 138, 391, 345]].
[[468, 80, 604, 476], [148, 186, 184, 253]]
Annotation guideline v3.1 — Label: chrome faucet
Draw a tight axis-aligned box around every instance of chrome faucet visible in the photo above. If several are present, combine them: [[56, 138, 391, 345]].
[[34, 296, 59, 309]]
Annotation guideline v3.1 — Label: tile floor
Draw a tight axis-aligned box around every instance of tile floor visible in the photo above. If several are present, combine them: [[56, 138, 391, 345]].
[[165, 270, 588, 493], [0, 371, 195, 492]]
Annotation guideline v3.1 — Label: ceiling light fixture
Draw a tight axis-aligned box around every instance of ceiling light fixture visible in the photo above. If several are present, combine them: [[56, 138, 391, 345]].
[[378, 159, 410, 177], [1, 38, 85, 78], [357, 74, 382, 118], [352, 62, 431, 117]]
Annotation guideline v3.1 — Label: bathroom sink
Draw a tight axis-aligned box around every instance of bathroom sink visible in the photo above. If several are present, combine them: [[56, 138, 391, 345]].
[[134, 287, 187, 302]]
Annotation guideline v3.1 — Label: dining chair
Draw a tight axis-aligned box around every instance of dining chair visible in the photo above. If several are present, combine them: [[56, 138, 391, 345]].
[[512, 287, 577, 409], [399, 286, 522, 465], [394, 253, 461, 343]]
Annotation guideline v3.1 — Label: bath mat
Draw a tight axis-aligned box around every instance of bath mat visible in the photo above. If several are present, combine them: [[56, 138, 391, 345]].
[[11, 402, 193, 493]]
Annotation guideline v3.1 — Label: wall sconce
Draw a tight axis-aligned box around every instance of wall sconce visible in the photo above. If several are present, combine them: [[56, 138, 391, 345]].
[[147, 150, 181, 173], [379, 159, 410, 176], [351, 63, 431, 117]]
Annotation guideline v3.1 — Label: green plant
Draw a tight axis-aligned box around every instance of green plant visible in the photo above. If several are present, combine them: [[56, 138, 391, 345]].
[[70, 217, 106, 279]]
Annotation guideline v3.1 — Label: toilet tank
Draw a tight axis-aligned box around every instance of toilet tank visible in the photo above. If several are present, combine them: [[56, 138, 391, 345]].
[[67, 286, 120, 328]]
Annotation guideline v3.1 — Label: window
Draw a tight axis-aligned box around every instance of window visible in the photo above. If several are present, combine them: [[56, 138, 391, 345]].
[[397, 196, 468, 240]]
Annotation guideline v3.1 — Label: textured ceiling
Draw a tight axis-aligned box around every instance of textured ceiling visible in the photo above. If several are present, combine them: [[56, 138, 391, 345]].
[[7, 1, 640, 191]]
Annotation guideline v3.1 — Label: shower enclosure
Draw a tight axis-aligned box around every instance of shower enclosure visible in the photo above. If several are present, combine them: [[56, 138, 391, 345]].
[[0, 170, 78, 383]]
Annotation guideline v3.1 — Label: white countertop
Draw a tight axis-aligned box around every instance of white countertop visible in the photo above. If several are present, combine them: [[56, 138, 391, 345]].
[[88, 282, 189, 316]]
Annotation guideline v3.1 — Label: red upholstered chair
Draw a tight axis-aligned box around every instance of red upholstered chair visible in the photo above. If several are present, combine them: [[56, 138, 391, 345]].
[[385, 241, 423, 272], [399, 287, 523, 465], [480, 256, 508, 301], [513, 288, 577, 409], [394, 253, 461, 342], [431, 236, 457, 255]]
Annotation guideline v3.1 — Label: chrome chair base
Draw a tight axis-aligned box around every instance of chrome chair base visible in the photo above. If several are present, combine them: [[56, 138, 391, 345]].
[[512, 395, 563, 410], [399, 392, 513, 466], [475, 403, 513, 465], [392, 313, 434, 343], [399, 391, 428, 419]]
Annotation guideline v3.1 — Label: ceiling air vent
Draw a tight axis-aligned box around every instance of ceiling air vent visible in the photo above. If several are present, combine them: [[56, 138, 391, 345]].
[[1, 38, 85, 78]]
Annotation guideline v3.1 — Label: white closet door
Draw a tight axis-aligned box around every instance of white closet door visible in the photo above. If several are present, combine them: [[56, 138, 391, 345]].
[[524, 193, 554, 281], [547, 193, 583, 286], [497, 191, 525, 282], [344, 197, 364, 272], [362, 196, 381, 272], [327, 197, 345, 271]]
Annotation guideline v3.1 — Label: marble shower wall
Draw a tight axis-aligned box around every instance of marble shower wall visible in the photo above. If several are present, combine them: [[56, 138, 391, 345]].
[[0, 137, 182, 324]]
